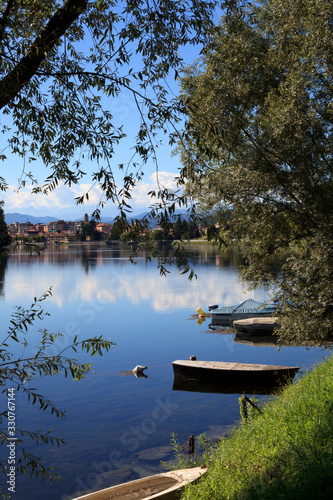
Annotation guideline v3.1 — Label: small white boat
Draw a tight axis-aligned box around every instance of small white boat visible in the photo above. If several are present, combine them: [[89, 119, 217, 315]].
[[233, 317, 280, 334], [74, 466, 206, 499]]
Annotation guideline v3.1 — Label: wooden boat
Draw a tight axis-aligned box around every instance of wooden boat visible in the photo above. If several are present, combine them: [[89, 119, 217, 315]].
[[74, 466, 206, 500], [172, 360, 299, 386], [210, 299, 277, 326], [233, 317, 280, 335]]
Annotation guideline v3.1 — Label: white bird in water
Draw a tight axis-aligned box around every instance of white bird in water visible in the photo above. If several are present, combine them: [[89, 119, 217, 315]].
[[132, 365, 148, 374]]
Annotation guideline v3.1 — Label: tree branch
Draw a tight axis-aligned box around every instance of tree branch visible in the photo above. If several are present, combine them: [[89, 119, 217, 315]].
[[0, 0, 87, 109], [0, 0, 15, 29]]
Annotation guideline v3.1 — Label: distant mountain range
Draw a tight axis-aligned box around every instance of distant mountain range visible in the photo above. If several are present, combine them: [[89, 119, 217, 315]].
[[5, 210, 191, 226], [4, 212, 115, 225], [5, 213, 58, 224]]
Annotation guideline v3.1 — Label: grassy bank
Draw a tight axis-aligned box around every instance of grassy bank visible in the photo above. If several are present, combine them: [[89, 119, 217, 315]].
[[182, 355, 333, 499]]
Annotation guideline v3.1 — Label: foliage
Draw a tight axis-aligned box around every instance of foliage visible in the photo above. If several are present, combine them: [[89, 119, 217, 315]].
[[0, 288, 114, 493], [0, 0, 228, 277], [172, 217, 201, 240], [150, 228, 167, 241], [163, 432, 217, 471], [181, 356, 333, 499], [77, 219, 101, 240], [178, 0, 333, 343], [0, 201, 10, 249], [107, 224, 122, 241], [0, 0, 217, 202], [149, 218, 200, 241]]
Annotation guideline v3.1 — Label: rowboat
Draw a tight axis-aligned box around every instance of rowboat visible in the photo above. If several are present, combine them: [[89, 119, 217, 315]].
[[233, 317, 280, 335], [172, 360, 299, 386], [210, 299, 276, 325], [74, 466, 206, 500]]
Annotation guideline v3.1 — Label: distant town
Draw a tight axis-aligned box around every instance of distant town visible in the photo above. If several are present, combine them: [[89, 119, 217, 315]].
[[7, 213, 102, 243], [7, 213, 211, 243]]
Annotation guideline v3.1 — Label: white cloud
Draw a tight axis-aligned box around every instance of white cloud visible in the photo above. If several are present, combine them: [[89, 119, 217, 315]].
[[1, 172, 181, 216], [3, 256, 264, 313], [127, 171, 180, 207], [2, 184, 102, 211]]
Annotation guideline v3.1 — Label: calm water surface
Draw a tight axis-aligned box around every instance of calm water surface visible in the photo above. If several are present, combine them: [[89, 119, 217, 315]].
[[0, 243, 330, 500]]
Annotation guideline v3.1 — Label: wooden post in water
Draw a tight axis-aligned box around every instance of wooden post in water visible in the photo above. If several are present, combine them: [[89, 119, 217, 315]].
[[188, 434, 195, 455], [241, 394, 248, 422], [241, 394, 262, 422]]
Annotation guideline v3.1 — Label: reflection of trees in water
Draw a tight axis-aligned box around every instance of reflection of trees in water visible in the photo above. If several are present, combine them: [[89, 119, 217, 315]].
[[184, 245, 291, 275], [0, 252, 7, 297], [119, 243, 247, 270], [7, 243, 290, 279]]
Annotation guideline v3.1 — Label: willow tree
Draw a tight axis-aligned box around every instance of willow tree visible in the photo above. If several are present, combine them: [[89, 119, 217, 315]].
[[178, 0, 333, 344]]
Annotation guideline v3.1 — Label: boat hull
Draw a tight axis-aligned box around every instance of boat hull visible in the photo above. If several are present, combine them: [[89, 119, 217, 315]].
[[211, 311, 273, 326], [74, 467, 206, 500], [233, 317, 279, 335], [172, 360, 299, 386]]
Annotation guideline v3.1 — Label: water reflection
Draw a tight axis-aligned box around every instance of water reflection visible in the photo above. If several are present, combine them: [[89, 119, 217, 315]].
[[0, 252, 7, 297], [1, 243, 331, 500], [3, 243, 271, 311], [172, 376, 284, 395]]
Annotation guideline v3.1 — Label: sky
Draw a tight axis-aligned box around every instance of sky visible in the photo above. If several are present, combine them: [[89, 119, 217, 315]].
[[0, 4, 223, 220], [0, 88, 184, 220]]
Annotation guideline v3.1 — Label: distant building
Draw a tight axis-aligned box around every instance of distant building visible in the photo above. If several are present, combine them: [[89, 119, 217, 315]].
[[74, 221, 82, 232], [35, 223, 45, 233], [84, 213, 89, 224], [46, 220, 77, 233], [95, 223, 112, 235]]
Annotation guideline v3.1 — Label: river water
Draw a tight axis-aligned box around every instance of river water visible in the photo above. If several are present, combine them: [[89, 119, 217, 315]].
[[0, 243, 330, 499]]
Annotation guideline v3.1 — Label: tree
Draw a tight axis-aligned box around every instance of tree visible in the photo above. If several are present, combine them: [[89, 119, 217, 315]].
[[0, 0, 222, 276], [77, 219, 101, 240], [107, 224, 122, 241], [0, 0, 216, 206], [0, 201, 10, 249], [150, 228, 165, 241], [178, 0, 333, 344], [0, 288, 114, 495]]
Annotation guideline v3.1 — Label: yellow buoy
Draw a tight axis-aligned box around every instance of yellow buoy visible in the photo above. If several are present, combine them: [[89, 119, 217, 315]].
[[197, 307, 206, 318]]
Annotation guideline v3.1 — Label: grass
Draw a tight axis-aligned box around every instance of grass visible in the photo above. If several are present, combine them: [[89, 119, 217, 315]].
[[181, 355, 333, 499]]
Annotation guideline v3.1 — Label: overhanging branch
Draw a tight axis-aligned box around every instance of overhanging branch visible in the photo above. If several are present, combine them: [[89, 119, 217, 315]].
[[0, 0, 87, 109]]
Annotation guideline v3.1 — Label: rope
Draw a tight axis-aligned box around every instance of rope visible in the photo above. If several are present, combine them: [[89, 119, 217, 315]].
[[146, 363, 170, 369]]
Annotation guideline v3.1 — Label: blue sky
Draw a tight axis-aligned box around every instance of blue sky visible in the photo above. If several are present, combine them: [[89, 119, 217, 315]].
[[1, 64, 190, 220], [0, 5, 223, 220]]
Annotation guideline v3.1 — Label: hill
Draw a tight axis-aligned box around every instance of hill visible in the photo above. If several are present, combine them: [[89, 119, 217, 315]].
[[5, 213, 58, 224], [5, 210, 192, 226]]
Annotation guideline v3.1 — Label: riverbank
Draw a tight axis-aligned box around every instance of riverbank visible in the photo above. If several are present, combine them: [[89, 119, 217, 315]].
[[182, 353, 333, 499]]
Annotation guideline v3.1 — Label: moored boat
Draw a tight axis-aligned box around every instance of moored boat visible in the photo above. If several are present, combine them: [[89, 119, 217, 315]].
[[172, 360, 299, 386], [210, 299, 276, 326], [233, 317, 280, 335], [74, 466, 206, 500]]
